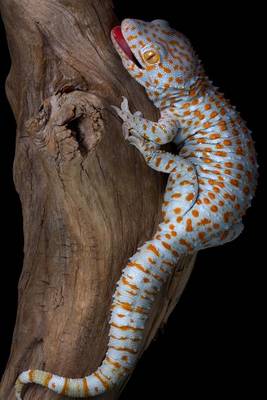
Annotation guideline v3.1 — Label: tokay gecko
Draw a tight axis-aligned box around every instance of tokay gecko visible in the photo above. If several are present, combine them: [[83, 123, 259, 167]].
[[15, 18, 258, 399]]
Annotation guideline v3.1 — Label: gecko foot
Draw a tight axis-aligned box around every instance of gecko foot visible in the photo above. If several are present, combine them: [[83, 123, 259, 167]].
[[111, 96, 144, 140]]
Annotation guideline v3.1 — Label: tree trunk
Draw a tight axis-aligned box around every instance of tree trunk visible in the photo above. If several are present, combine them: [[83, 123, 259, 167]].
[[0, 1, 196, 399]]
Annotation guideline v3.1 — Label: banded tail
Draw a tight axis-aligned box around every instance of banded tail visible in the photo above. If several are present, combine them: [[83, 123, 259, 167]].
[[15, 229, 181, 399]]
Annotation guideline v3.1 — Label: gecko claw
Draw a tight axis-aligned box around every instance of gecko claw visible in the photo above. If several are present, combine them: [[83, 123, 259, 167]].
[[121, 96, 130, 113], [122, 122, 131, 139], [110, 104, 124, 119], [127, 133, 146, 151]]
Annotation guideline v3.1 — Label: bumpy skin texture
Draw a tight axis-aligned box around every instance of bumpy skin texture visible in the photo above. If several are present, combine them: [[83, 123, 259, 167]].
[[15, 18, 258, 399]]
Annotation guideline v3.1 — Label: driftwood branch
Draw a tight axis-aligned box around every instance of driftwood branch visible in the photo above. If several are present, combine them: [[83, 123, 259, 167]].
[[0, 1, 196, 399]]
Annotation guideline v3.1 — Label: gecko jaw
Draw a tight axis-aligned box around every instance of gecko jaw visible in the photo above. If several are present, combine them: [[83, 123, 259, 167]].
[[111, 25, 143, 69]]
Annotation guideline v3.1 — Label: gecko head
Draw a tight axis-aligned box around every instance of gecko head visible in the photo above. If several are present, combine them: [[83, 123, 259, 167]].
[[111, 18, 199, 91]]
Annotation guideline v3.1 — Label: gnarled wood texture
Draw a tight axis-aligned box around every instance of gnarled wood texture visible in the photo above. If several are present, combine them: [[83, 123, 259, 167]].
[[0, 1, 196, 399]]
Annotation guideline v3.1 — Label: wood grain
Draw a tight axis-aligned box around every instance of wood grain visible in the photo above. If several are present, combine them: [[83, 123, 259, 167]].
[[0, 1, 196, 399]]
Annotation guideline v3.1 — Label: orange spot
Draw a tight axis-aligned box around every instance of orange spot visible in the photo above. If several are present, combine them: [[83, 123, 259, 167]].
[[44, 373, 53, 387], [106, 357, 121, 369], [224, 212, 231, 223], [199, 218, 211, 225], [243, 186, 250, 195], [147, 244, 160, 257], [197, 138, 206, 144], [208, 192, 216, 200], [171, 193, 181, 199], [204, 158, 212, 164], [94, 372, 110, 390], [176, 216, 183, 223], [210, 133, 221, 140], [203, 122, 211, 129], [182, 102, 190, 109], [61, 378, 69, 395], [161, 66, 171, 73], [198, 232, 205, 240], [210, 205, 218, 212], [165, 159, 174, 169], [83, 378, 90, 396], [146, 65, 155, 71], [179, 238, 193, 251], [186, 193, 194, 201], [192, 209, 199, 217], [236, 146, 244, 155], [110, 322, 143, 332], [180, 180, 191, 186], [122, 277, 138, 291], [127, 35, 137, 41], [156, 157, 162, 167], [230, 179, 239, 187], [162, 241, 172, 250], [186, 219, 193, 232], [128, 262, 149, 276], [218, 121, 227, 131], [210, 111, 218, 118], [215, 151, 227, 157], [174, 207, 182, 214], [28, 370, 34, 382]]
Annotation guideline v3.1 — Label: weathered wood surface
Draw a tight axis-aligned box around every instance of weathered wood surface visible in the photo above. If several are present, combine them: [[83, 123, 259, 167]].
[[0, 1, 196, 399]]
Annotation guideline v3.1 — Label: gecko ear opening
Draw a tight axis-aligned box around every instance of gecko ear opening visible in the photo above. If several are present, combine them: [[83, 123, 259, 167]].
[[151, 19, 170, 27]]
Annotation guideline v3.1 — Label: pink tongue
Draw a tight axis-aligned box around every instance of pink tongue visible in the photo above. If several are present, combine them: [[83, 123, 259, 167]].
[[111, 26, 134, 61]]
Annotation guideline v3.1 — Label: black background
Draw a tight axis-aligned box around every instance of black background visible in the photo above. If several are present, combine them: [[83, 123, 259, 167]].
[[0, 1, 264, 398]]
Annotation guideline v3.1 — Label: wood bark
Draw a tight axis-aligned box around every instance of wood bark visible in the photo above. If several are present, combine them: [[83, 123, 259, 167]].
[[0, 1, 196, 399]]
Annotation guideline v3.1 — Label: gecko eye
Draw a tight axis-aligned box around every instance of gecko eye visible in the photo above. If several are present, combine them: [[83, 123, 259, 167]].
[[141, 50, 160, 64]]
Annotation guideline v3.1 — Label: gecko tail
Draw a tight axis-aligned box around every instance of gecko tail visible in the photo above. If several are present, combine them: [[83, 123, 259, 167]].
[[15, 231, 180, 399], [15, 369, 112, 398]]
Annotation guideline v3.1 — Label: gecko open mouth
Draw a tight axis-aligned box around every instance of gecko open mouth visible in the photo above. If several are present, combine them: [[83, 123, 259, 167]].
[[111, 26, 143, 68]]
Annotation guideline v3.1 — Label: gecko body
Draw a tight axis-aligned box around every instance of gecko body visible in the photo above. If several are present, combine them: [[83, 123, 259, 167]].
[[15, 18, 257, 399]]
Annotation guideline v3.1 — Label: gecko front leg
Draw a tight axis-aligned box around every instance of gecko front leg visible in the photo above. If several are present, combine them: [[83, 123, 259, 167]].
[[112, 96, 180, 145]]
